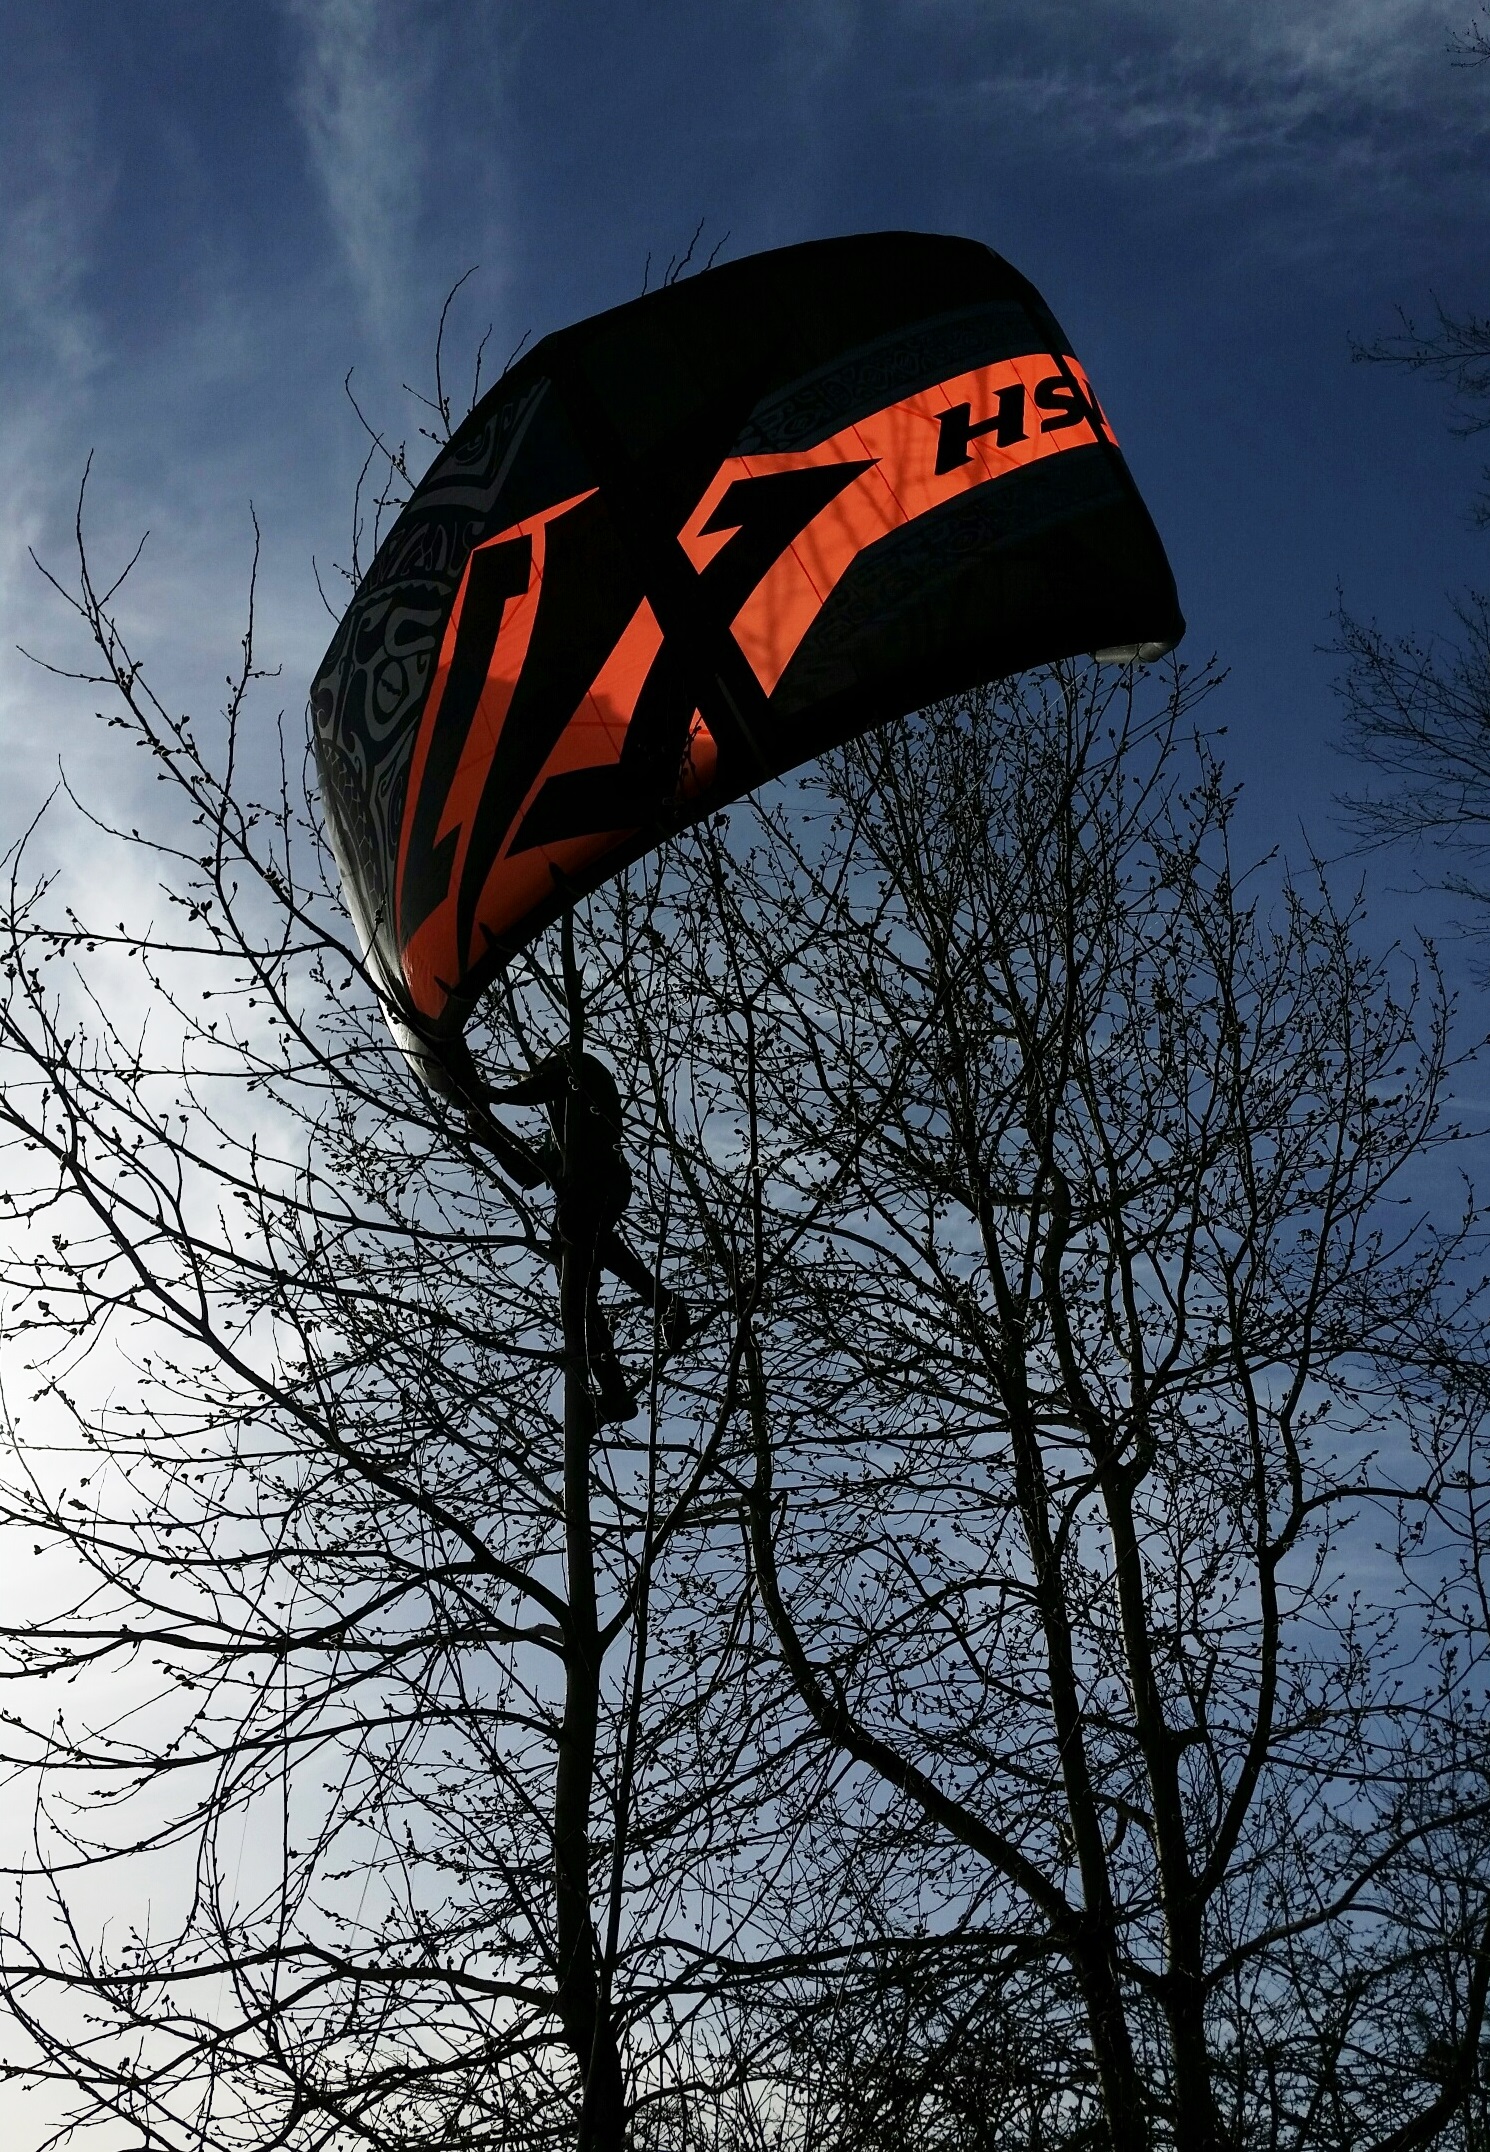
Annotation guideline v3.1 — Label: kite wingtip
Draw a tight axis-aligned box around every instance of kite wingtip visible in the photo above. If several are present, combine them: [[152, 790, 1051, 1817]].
[[1092, 639, 1180, 667]]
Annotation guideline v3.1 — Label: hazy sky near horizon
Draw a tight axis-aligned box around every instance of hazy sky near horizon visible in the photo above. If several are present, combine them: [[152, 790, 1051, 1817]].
[[3, 0, 1488, 877]]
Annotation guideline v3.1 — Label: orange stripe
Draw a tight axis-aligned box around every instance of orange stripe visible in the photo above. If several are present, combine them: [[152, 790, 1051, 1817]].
[[680, 353, 1106, 695], [396, 351, 1105, 1018]]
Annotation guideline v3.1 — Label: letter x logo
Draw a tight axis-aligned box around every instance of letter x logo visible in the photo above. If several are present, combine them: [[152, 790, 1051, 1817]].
[[398, 457, 872, 977]]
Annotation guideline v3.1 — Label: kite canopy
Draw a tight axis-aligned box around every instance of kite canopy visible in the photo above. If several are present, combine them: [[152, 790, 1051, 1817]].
[[311, 231, 1183, 1064]]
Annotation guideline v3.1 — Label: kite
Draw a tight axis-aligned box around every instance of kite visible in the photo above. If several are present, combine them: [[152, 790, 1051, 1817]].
[[311, 231, 1184, 1073]]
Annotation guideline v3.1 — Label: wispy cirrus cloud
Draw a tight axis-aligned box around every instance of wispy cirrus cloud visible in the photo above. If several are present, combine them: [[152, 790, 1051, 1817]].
[[0, 32, 107, 487], [913, 0, 1487, 185], [283, 0, 434, 337], [0, 45, 113, 819], [0, 124, 103, 391]]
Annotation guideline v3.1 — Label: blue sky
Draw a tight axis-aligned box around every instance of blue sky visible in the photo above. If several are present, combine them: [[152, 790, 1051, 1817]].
[[1, 0, 1487, 915], [0, 10, 1484, 2132]]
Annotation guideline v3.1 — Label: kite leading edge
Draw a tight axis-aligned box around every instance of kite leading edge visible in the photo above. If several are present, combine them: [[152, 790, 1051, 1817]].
[[311, 230, 1184, 1080]]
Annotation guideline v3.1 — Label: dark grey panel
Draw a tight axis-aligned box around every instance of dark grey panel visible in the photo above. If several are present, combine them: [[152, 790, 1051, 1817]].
[[732, 301, 1048, 456]]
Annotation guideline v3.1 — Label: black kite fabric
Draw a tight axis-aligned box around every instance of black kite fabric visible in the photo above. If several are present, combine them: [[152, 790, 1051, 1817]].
[[311, 232, 1184, 1047]]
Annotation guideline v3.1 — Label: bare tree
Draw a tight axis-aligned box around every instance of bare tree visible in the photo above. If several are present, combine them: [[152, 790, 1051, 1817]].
[[632, 669, 1490, 2150], [2, 467, 1489, 2151], [0, 503, 784, 2151], [1336, 11, 1490, 898], [1335, 599, 1490, 915]]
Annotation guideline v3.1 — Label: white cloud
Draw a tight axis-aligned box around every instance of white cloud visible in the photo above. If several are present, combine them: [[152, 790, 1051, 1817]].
[[1113, 0, 1444, 75], [0, 130, 103, 390], [0, 67, 114, 834], [283, 0, 433, 336], [915, 0, 1486, 180]]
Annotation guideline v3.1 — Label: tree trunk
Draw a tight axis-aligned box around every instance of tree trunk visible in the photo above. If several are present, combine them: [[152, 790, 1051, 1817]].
[[1070, 1930, 1150, 2152], [556, 1237, 627, 2152], [1162, 1957, 1228, 2152], [1001, 1390, 1149, 2151]]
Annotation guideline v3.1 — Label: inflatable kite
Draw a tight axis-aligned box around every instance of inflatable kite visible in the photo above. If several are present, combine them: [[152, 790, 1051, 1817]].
[[311, 231, 1183, 1067]]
